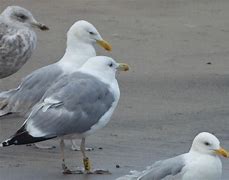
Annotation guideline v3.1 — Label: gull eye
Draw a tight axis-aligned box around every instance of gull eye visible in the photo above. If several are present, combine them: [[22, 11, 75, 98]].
[[16, 13, 28, 21], [89, 31, 95, 35], [204, 142, 210, 146], [109, 63, 113, 67]]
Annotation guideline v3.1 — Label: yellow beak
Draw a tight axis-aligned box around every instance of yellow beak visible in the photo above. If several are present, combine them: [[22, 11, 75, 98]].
[[96, 40, 112, 51], [215, 147, 229, 158], [117, 63, 130, 72]]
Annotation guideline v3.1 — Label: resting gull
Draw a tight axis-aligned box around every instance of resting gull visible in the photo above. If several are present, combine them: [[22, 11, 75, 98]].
[[117, 132, 229, 180], [1, 56, 129, 174], [0, 20, 112, 149], [0, 6, 48, 78]]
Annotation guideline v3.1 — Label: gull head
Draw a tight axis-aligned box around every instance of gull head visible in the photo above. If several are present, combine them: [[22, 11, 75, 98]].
[[1, 6, 49, 31], [67, 20, 112, 51], [191, 132, 229, 158], [79, 56, 129, 83]]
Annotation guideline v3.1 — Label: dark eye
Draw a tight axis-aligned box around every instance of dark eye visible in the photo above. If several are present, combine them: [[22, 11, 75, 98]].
[[89, 31, 95, 35], [204, 142, 210, 146], [16, 13, 28, 20], [109, 63, 113, 67]]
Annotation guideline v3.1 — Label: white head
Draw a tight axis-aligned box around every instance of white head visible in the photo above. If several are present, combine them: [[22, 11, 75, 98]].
[[79, 56, 129, 84], [1, 6, 49, 30], [190, 132, 229, 158], [66, 20, 112, 51]]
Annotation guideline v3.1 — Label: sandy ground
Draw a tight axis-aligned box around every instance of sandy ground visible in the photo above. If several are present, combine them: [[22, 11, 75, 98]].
[[1, 0, 229, 179]]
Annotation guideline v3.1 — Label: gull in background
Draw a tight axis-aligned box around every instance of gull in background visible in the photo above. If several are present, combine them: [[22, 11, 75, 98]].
[[0, 6, 48, 78]]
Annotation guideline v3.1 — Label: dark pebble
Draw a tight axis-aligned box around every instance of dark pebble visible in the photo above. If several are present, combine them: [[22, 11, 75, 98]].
[[116, 165, 120, 168]]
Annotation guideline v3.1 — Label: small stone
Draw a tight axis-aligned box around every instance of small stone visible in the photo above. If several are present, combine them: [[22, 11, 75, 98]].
[[116, 164, 120, 168], [206, 62, 212, 65], [98, 147, 103, 150]]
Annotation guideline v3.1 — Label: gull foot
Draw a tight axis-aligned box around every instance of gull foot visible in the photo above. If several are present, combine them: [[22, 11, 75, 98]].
[[71, 145, 94, 151], [62, 164, 73, 174], [33, 143, 56, 149]]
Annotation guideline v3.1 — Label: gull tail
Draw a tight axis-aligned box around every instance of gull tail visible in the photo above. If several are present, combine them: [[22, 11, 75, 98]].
[[0, 88, 17, 117], [0, 99, 10, 117]]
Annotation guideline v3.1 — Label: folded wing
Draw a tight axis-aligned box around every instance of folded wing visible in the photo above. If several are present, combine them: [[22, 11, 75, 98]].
[[2, 72, 115, 146]]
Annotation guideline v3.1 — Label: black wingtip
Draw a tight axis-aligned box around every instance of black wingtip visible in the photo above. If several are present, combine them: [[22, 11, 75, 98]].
[[1, 129, 56, 147], [8, 132, 54, 146], [1, 140, 11, 147], [1, 136, 16, 147], [1, 122, 56, 147]]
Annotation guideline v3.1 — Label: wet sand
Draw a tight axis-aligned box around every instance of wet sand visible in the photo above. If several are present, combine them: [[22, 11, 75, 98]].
[[1, 0, 229, 179]]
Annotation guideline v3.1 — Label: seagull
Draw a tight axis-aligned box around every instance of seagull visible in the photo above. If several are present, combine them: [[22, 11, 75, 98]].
[[0, 6, 48, 78], [1, 56, 129, 174], [117, 132, 229, 180], [0, 20, 112, 150]]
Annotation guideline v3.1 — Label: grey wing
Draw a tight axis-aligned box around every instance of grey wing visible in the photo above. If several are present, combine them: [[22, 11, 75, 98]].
[[26, 73, 115, 137], [117, 155, 186, 180], [0, 21, 36, 78], [0, 64, 62, 116]]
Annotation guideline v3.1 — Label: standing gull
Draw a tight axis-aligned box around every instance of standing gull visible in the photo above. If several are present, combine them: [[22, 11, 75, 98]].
[[0, 20, 112, 149], [0, 20, 111, 116], [0, 6, 48, 78], [117, 132, 229, 180], [1, 56, 129, 174]]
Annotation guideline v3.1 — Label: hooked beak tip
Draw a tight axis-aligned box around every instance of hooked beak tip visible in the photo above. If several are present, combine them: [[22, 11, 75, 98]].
[[215, 147, 229, 158], [39, 24, 49, 31], [32, 22, 49, 31]]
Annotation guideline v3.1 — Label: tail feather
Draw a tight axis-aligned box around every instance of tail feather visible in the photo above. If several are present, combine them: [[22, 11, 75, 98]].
[[0, 88, 17, 99], [0, 110, 11, 117], [0, 102, 10, 117], [0, 89, 17, 117], [0, 98, 8, 111]]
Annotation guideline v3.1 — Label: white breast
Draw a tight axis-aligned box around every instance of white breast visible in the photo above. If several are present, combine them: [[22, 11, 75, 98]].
[[182, 154, 222, 180]]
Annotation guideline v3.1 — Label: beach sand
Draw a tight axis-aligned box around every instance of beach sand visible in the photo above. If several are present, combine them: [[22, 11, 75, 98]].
[[1, 0, 229, 179]]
